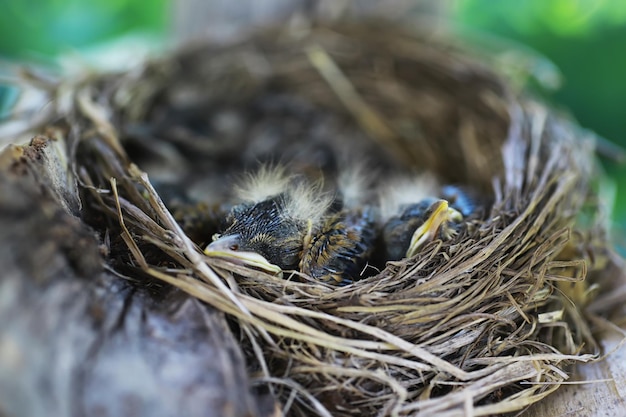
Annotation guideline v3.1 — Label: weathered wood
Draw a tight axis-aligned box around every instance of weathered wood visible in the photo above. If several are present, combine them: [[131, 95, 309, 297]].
[[525, 333, 626, 416], [0, 139, 272, 417]]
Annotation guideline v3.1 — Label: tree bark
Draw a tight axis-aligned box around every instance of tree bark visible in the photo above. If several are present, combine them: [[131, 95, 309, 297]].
[[0, 138, 271, 417]]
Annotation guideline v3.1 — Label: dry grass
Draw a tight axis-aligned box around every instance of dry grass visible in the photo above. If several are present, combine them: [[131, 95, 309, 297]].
[[2, 21, 617, 416]]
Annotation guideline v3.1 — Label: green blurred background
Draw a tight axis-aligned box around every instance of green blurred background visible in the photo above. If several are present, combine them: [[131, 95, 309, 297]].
[[1, 0, 625, 235]]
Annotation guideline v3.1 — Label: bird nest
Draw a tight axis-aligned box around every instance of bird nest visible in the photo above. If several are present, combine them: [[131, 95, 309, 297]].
[[5, 21, 615, 416]]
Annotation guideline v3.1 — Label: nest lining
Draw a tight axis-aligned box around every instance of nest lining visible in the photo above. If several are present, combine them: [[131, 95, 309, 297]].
[[5, 22, 611, 416]]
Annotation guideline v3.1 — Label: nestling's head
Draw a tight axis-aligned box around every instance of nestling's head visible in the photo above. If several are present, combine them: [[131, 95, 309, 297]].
[[208, 195, 307, 269], [204, 165, 333, 272]]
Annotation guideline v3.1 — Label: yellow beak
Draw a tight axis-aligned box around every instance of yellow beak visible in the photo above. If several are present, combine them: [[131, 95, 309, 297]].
[[204, 235, 283, 276], [406, 200, 462, 258]]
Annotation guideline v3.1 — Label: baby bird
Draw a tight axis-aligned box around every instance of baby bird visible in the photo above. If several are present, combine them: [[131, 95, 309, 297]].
[[204, 165, 378, 284], [380, 176, 476, 261]]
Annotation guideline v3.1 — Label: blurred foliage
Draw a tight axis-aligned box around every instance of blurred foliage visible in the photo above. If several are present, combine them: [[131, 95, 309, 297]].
[[0, 0, 625, 235], [0, 0, 167, 60], [455, 0, 626, 37], [453, 0, 626, 243], [453, 0, 626, 144]]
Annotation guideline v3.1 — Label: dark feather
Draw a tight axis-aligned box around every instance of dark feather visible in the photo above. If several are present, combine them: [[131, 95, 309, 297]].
[[301, 207, 378, 285]]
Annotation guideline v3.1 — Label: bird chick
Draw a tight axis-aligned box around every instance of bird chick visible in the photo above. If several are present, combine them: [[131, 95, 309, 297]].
[[300, 163, 378, 284], [380, 176, 469, 261], [205, 165, 377, 284], [204, 166, 330, 273], [383, 198, 463, 261]]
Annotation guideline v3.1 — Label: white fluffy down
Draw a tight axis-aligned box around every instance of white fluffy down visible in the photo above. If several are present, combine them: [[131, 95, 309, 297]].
[[337, 163, 375, 208], [378, 173, 440, 220], [235, 165, 291, 203], [283, 181, 334, 224], [235, 165, 333, 225], [236, 166, 442, 224]]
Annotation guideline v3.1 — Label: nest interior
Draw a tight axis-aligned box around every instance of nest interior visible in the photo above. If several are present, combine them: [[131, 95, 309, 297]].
[[3, 21, 620, 416]]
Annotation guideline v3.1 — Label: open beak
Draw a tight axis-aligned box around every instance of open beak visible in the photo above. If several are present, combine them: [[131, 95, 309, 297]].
[[204, 234, 283, 276], [406, 200, 462, 258]]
